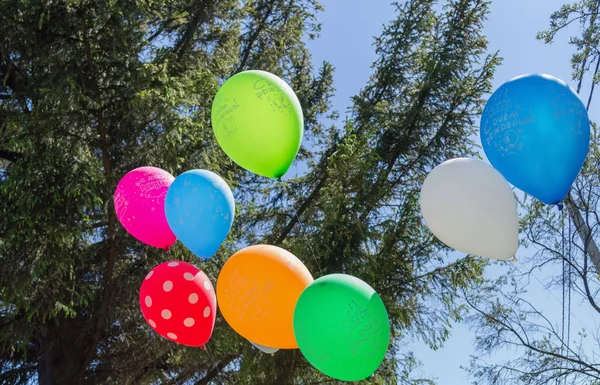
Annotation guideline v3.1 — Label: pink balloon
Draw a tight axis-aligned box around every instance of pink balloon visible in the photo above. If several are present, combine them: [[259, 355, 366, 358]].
[[114, 166, 176, 249]]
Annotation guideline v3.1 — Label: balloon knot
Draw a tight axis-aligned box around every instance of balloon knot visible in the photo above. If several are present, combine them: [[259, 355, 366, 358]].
[[557, 202, 564, 211], [200, 345, 206, 351], [277, 176, 282, 183], [164, 246, 171, 253]]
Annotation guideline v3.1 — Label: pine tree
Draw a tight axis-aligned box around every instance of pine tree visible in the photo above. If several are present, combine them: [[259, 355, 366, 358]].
[[0, 0, 498, 383]]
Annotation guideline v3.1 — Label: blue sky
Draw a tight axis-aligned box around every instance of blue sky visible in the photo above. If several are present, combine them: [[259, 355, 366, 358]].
[[305, 0, 600, 383]]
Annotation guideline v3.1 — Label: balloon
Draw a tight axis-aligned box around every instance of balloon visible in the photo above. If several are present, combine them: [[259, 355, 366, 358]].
[[211, 70, 304, 178], [249, 340, 279, 354], [164, 170, 235, 259], [216, 245, 313, 348], [293, 274, 390, 382], [139, 261, 217, 347], [420, 158, 519, 260], [481, 74, 590, 204], [114, 166, 176, 249]]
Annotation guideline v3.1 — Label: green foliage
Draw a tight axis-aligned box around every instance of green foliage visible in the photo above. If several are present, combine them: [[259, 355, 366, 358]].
[[0, 0, 497, 384]]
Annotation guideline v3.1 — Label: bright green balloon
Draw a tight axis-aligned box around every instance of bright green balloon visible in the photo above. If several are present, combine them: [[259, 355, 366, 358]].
[[211, 70, 304, 179], [293, 274, 390, 382]]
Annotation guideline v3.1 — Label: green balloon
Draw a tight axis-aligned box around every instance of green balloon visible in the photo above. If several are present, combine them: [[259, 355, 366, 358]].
[[211, 70, 304, 179], [293, 274, 390, 382]]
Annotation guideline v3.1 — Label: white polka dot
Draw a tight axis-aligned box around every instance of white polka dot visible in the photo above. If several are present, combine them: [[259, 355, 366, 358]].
[[167, 332, 178, 340], [144, 296, 152, 307], [168, 262, 179, 267], [145, 271, 154, 280], [184, 318, 195, 327], [188, 293, 198, 304], [203, 281, 211, 290], [148, 319, 156, 328], [163, 281, 173, 292], [203, 306, 211, 318], [183, 272, 194, 281], [161, 309, 172, 319]]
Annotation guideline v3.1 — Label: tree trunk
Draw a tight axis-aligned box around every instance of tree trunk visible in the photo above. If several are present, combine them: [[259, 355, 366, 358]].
[[565, 192, 600, 274], [35, 317, 90, 385]]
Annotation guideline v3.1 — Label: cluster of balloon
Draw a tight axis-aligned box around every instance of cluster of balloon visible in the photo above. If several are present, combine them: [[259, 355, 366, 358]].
[[211, 70, 304, 179], [139, 261, 217, 346], [114, 167, 235, 257], [114, 167, 235, 347], [420, 74, 590, 261], [420, 158, 519, 260], [216, 245, 391, 380], [113, 69, 392, 380], [481, 74, 590, 205]]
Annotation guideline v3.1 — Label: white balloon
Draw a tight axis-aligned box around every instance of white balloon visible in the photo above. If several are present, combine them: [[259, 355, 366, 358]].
[[420, 158, 519, 260], [249, 340, 279, 354]]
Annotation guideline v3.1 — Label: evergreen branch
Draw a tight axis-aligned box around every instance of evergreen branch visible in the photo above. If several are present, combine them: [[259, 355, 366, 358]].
[[271, 141, 338, 245], [194, 353, 240, 385], [233, 0, 281, 75], [175, 0, 215, 62], [272, 174, 327, 246], [0, 148, 22, 162]]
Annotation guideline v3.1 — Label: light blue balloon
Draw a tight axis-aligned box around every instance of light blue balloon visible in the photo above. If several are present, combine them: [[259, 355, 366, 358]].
[[481, 74, 590, 205], [165, 170, 235, 259]]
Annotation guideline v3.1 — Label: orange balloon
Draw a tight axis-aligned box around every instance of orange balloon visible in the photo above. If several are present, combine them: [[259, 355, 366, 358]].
[[216, 244, 314, 349]]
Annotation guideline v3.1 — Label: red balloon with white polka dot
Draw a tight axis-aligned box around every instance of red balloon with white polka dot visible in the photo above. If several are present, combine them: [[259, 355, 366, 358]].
[[139, 260, 217, 347]]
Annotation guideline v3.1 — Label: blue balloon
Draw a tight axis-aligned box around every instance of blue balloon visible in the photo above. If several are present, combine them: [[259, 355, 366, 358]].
[[481, 74, 590, 205], [165, 170, 235, 258]]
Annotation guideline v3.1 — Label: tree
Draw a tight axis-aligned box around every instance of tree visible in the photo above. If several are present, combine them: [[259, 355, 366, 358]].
[[0, 0, 498, 384], [467, 1, 600, 384]]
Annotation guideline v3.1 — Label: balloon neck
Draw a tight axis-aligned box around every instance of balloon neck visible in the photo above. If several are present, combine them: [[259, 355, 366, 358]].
[[164, 246, 171, 253], [277, 176, 282, 183], [557, 202, 564, 211], [200, 345, 206, 351]]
